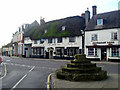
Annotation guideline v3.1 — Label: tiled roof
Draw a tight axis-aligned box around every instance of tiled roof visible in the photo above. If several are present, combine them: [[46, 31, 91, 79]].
[[85, 10, 120, 31]]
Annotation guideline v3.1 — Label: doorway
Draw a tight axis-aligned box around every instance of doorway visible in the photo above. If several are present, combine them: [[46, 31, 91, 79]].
[[101, 48, 107, 61]]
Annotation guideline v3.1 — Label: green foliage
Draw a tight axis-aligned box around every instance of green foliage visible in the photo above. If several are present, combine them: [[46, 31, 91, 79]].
[[74, 54, 86, 61], [42, 22, 71, 38]]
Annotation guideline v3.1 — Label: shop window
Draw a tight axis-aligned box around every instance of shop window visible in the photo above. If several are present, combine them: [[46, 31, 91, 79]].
[[33, 48, 36, 55], [56, 48, 63, 56], [111, 48, 119, 57], [48, 38, 52, 43], [91, 34, 98, 41], [111, 32, 118, 40], [69, 37, 75, 42], [88, 48, 97, 56], [67, 48, 78, 56], [57, 37, 62, 43], [36, 48, 40, 55]]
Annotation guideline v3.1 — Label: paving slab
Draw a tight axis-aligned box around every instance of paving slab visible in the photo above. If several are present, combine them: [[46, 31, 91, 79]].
[[51, 73, 119, 89]]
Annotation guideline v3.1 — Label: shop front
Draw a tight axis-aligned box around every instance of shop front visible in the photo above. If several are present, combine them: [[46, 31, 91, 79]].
[[86, 45, 120, 61]]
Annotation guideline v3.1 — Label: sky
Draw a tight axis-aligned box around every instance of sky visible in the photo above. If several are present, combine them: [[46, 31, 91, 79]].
[[0, 0, 119, 48]]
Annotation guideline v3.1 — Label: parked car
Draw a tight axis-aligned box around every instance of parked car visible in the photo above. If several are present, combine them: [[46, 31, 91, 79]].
[[0, 56, 2, 64]]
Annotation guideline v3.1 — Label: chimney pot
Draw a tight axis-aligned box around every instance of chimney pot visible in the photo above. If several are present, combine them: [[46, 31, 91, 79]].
[[92, 5, 97, 16]]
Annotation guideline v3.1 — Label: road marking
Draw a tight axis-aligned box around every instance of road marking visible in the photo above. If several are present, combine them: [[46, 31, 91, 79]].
[[11, 66, 35, 89], [11, 74, 27, 90], [29, 66, 35, 72], [47, 73, 53, 90], [98, 65, 104, 68], [6, 60, 11, 62], [0, 63, 7, 79]]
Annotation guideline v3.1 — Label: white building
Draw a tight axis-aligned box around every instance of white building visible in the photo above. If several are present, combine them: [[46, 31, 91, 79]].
[[24, 37, 32, 57], [12, 20, 39, 57], [85, 10, 120, 61], [12, 27, 23, 56], [31, 36, 83, 59], [24, 16, 85, 59]]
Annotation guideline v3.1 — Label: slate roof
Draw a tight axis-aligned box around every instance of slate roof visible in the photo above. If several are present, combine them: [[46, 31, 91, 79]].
[[25, 16, 85, 40], [85, 10, 120, 31], [2, 42, 12, 48], [24, 20, 39, 35]]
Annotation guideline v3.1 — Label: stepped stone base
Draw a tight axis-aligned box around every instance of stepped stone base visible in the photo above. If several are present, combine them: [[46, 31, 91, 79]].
[[56, 54, 107, 81]]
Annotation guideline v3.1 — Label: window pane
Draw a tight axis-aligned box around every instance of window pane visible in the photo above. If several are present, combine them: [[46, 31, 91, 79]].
[[88, 48, 94, 56], [48, 38, 52, 43], [40, 39, 44, 44], [97, 19, 103, 25], [91, 34, 97, 41], [111, 48, 119, 57], [69, 37, 75, 42], [57, 37, 62, 43]]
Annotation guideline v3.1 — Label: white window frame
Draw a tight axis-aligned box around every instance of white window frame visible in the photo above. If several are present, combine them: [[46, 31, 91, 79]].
[[57, 37, 62, 43], [88, 48, 97, 56], [34, 40, 37, 44], [111, 32, 118, 40], [91, 34, 98, 41], [69, 37, 76, 42], [97, 19, 103, 26], [48, 38, 52, 43]]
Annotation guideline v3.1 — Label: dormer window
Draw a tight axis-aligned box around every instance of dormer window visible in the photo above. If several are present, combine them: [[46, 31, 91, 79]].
[[44, 30, 47, 33], [62, 26, 65, 31], [97, 19, 103, 25]]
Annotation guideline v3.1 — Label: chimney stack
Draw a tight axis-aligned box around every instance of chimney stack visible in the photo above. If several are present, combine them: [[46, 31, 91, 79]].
[[40, 16, 45, 25], [92, 5, 97, 16], [85, 8, 90, 26], [81, 13, 85, 18]]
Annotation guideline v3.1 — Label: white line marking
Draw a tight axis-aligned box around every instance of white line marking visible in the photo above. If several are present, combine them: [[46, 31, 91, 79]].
[[29, 66, 35, 72], [11, 66, 35, 89], [6, 60, 10, 62], [11, 74, 27, 90]]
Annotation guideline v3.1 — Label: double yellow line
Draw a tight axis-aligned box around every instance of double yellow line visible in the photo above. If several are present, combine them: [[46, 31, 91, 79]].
[[0, 63, 7, 79]]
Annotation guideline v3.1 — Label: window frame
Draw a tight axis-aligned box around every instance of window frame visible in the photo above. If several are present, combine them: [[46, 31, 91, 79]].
[[97, 19, 103, 26], [40, 39, 44, 44], [111, 48, 119, 57], [48, 38, 52, 43], [34, 40, 37, 44], [91, 34, 98, 41], [57, 37, 62, 43], [88, 48, 97, 56], [111, 32, 118, 40], [69, 37, 76, 43]]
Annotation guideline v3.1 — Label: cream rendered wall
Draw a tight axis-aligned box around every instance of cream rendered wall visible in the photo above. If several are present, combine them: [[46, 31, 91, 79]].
[[32, 36, 82, 56], [85, 28, 120, 60]]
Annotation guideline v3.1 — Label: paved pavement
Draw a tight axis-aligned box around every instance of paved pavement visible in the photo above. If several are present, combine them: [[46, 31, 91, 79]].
[[49, 61, 120, 89], [51, 73, 119, 89]]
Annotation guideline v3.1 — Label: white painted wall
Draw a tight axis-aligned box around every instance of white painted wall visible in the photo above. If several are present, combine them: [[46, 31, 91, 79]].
[[85, 28, 119, 46], [85, 28, 120, 60], [32, 36, 82, 52]]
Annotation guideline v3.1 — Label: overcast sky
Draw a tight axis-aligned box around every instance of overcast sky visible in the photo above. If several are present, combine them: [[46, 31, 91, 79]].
[[0, 0, 119, 48]]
